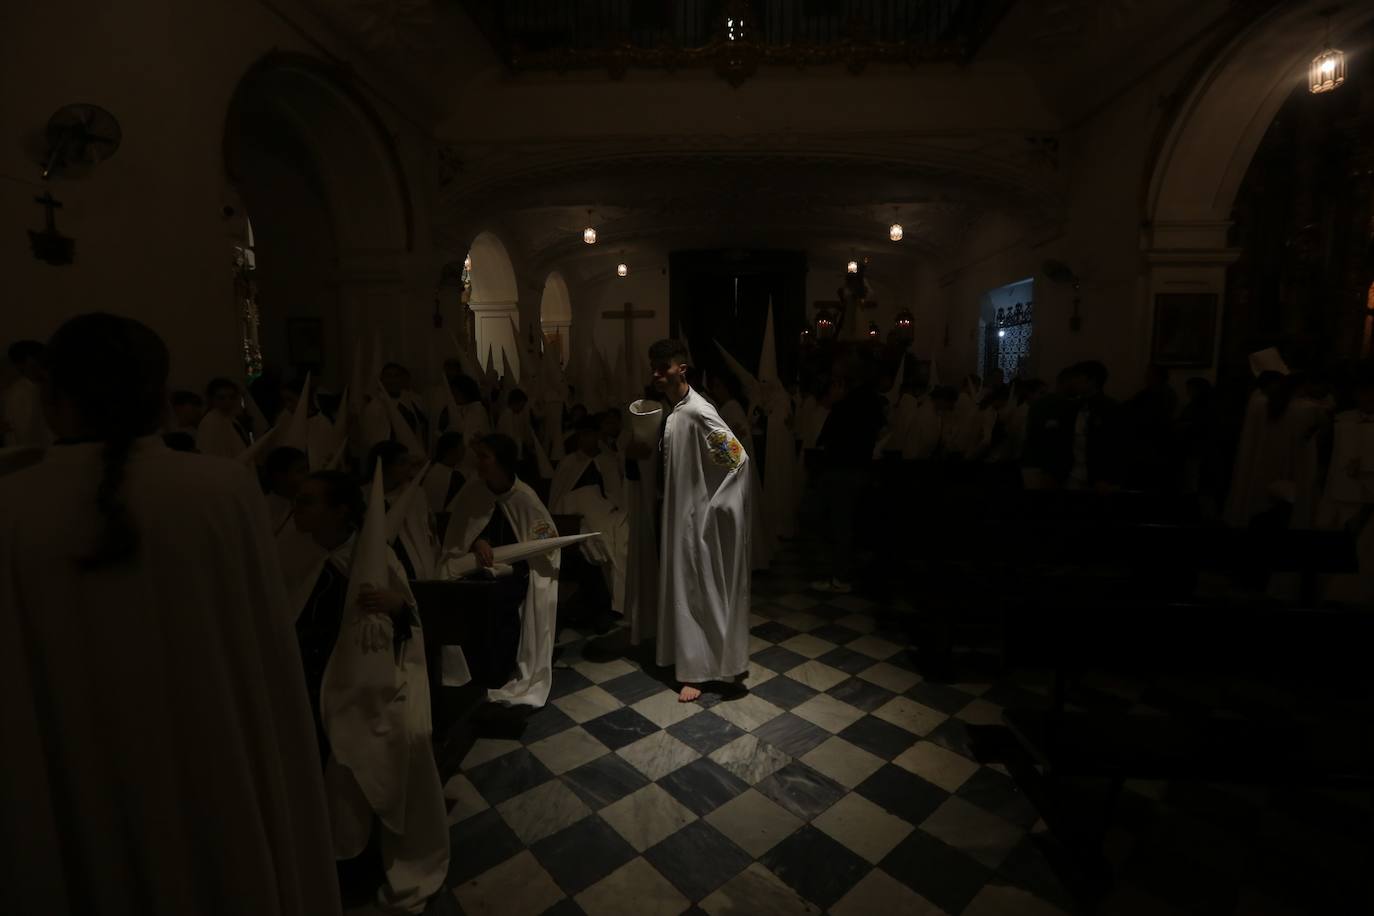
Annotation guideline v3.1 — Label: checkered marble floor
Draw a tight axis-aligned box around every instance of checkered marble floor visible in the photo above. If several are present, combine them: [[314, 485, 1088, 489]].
[[432, 554, 1073, 916], [391, 546, 1373, 916]]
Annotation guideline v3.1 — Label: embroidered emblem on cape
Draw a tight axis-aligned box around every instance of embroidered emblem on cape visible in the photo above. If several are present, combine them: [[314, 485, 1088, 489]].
[[706, 429, 744, 470], [531, 521, 556, 540]]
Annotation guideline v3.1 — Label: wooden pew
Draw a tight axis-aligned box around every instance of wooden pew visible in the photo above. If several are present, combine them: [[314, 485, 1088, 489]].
[[411, 572, 529, 733]]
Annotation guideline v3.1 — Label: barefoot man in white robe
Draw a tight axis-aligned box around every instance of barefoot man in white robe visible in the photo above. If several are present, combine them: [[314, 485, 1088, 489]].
[[650, 339, 751, 702]]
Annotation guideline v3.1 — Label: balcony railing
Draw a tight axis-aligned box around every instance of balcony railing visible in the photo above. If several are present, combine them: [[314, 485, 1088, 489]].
[[461, 0, 1007, 85]]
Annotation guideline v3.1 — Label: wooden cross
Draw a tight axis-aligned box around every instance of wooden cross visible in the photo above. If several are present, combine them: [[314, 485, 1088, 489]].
[[601, 301, 655, 391]]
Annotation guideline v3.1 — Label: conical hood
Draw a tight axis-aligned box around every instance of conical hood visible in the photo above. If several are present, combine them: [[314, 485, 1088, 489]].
[[712, 338, 760, 403], [506, 315, 524, 385], [758, 298, 779, 386], [282, 371, 312, 455], [238, 423, 279, 465], [346, 465, 391, 616], [244, 389, 271, 443], [386, 461, 430, 544], [383, 390, 426, 458]]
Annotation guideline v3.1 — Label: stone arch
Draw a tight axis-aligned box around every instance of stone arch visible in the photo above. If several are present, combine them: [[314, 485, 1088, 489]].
[[539, 271, 573, 367], [466, 230, 522, 378], [1141, 1, 1374, 375], [223, 52, 414, 385]]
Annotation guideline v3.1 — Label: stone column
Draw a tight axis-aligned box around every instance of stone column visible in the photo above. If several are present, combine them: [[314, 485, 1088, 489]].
[[470, 298, 521, 379], [1143, 220, 1240, 384]]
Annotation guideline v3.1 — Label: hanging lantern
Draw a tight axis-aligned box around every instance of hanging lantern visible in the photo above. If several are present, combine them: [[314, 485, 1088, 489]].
[[583, 226, 597, 244], [846, 260, 859, 274], [894, 310, 914, 331], [867, 321, 881, 338], [1310, 46, 1346, 94], [889, 223, 904, 242], [617, 263, 628, 277]]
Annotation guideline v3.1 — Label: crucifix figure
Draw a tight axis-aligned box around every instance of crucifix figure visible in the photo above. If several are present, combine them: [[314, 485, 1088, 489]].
[[601, 301, 656, 394]]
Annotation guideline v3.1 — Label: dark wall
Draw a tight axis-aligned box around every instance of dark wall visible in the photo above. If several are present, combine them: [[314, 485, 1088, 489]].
[[669, 249, 807, 389]]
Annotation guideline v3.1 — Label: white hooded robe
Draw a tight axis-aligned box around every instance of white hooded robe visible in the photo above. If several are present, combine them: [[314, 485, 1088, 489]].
[[0, 439, 339, 916], [657, 388, 751, 683]]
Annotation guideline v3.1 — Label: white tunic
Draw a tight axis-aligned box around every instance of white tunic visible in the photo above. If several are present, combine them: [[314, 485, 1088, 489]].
[[657, 388, 751, 682], [442, 478, 560, 707], [0, 439, 338, 915]]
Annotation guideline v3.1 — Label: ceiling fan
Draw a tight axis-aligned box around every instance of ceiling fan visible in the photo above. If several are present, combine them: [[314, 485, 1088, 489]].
[[40, 103, 122, 179]]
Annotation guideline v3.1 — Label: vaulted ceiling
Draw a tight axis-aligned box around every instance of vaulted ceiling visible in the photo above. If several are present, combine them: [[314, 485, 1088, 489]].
[[294, 0, 1244, 273]]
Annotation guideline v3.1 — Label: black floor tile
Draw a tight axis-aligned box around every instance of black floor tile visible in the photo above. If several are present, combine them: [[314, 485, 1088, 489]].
[[881, 829, 992, 915], [666, 712, 747, 756], [599, 669, 666, 706], [561, 753, 651, 810], [956, 767, 1040, 828], [751, 712, 832, 758], [520, 704, 579, 744], [905, 681, 979, 715], [446, 807, 525, 885], [645, 821, 754, 903], [466, 748, 557, 806], [530, 814, 637, 895], [580, 707, 662, 751], [838, 715, 919, 761], [854, 764, 949, 827], [657, 757, 750, 817], [752, 621, 802, 644], [827, 677, 897, 712], [816, 646, 877, 676], [751, 645, 808, 674], [925, 717, 977, 760], [548, 667, 597, 701], [540, 899, 586, 916], [759, 825, 871, 910], [754, 761, 847, 821], [809, 623, 863, 645], [749, 675, 819, 711]]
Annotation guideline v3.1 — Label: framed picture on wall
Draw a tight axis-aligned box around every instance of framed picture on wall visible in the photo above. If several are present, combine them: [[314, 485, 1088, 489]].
[[287, 317, 324, 370], [1151, 293, 1218, 368]]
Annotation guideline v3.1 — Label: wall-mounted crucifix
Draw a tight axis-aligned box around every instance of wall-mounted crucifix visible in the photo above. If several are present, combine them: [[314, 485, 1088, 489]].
[[29, 191, 74, 266], [601, 301, 656, 392]]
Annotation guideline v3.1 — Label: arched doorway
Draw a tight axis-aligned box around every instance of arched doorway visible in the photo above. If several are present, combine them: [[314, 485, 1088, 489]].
[[1143, 1, 1374, 379], [466, 230, 522, 379], [539, 271, 573, 368], [224, 53, 412, 394]]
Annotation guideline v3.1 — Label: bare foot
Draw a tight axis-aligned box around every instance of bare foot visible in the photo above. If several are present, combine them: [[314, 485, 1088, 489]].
[[678, 684, 702, 703]]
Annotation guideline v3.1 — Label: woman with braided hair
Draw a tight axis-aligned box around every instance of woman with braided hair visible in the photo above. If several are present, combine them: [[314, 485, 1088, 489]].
[[0, 313, 340, 915]]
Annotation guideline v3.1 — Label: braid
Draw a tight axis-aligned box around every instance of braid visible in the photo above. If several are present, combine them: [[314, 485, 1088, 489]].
[[46, 313, 169, 572], [80, 435, 138, 570]]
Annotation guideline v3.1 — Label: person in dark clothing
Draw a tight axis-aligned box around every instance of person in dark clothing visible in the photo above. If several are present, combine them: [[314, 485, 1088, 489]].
[[811, 371, 886, 593], [1120, 364, 1179, 491]]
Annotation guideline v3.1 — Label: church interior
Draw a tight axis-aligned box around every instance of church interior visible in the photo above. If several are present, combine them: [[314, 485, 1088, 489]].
[[4, 1, 1374, 914]]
